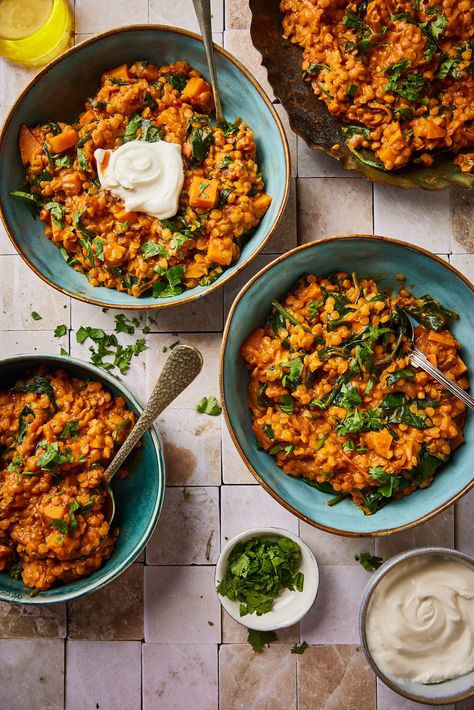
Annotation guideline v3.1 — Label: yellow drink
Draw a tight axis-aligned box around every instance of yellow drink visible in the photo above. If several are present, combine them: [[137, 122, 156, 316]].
[[0, 0, 73, 66]]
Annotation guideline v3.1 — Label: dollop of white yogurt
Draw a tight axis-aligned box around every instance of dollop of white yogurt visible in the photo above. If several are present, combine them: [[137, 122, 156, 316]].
[[366, 555, 474, 684], [94, 140, 184, 219]]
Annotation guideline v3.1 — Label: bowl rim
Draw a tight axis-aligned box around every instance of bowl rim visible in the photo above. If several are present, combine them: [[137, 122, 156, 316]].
[[214, 526, 319, 630], [0, 23, 290, 311], [0, 352, 165, 604], [358, 546, 474, 704], [220, 233, 474, 538]]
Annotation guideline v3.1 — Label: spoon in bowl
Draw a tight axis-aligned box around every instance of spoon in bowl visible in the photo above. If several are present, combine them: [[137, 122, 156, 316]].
[[403, 311, 474, 411], [102, 344, 203, 523], [192, 0, 224, 122]]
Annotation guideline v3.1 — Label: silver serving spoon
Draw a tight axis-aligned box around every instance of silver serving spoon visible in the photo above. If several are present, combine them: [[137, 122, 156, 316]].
[[192, 0, 224, 122], [103, 344, 203, 523], [404, 311, 474, 411]]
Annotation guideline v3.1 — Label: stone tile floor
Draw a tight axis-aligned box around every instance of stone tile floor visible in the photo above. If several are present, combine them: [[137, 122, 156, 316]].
[[0, 1, 473, 708]]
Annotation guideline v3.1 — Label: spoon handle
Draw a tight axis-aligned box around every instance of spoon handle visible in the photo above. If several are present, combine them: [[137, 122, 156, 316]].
[[104, 345, 203, 483], [192, 0, 224, 122], [410, 347, 474, 411]]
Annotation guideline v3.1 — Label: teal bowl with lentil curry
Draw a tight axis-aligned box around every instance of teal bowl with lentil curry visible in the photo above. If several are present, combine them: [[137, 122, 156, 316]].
[[221, 235, 474, 536], [0, 25, 289, 310], [0, 354, 164, 603]]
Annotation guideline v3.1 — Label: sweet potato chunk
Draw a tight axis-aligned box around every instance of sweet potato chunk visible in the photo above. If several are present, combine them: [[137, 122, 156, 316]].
[[19, 124, 41, 166], [184, 261, 207, 279], [182, 77, 214, 113], [101, 64, 130, 83], [253, 193, 272, 218], [364, 429, 393, 459], [48, 129, 79, 154], [189, 176, 219, 209], [207, 236, 233, 266]]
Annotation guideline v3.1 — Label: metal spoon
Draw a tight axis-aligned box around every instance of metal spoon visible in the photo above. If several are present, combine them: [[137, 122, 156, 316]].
[[102, 344, 203, 523], [404, 311, 474, 411], [192, 0, 224, 122]]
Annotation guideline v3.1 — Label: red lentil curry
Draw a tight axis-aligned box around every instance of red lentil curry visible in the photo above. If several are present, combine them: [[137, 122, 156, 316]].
[[15, 60, 271, 298], [241, 272, 468, 515], [0, 368, 135, 591], [280, 0, 474, 172]]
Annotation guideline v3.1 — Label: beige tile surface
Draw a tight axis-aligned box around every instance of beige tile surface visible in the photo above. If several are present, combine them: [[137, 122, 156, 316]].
[[0, 602, 66, 639], [144, 565, 221, 643], [299, 522, 375, 566], [75, 0, 148, 33], [298, 178, 373, 242], [0, 256, 70, 331], [157, 408, 222, 485], [222, 609, 299, 643], [223, 253, 274, 316], [221, 484, 299, 544], [146, 486, 220, 564], [66, 640, 141, 710], [262, 179, 297, 254], [375, 508, 454, 559], [275, 104, 298, 178], [219, 644, 297, 710], [143, 643, 218, 710], [451, 187, 474, 253], [300, 565, 368, 644], [0, 330, 70, 356], [0, 639, 64, 710], [455, 493, 474, 556], [222, 418, 257, 484], [149, 0, 224, 32], [297, 137, 353, 179], [67, 564, 143, 640], [0, 59, 38, 106], [225, 0, 252, 30], [373, 185, 451, 252], [299, 645, 376, 710], [224, 30, 274, 100]]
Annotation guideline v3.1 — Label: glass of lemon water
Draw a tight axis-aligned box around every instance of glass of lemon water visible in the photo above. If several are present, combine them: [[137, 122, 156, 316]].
[[0, 0, 73, 66]]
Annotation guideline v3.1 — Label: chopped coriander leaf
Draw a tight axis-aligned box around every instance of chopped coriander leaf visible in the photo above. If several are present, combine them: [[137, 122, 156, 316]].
[[37, 442, 74, 471], [31, 311, 42, 321], [217, 536, 304, 617], [59, 420, 79, 440], [51, 519, 67, 535], [278, 394, 294, 415], [46, 201, 66, 228], [195, 396, 222, 416], [60, 347, 69, 356], [54, 324, 67, 338], [13, 375, 57, 411], [217, 118, 240, 136], [166, 74, 187, 92], [262, 423, 275, 440], [112, 417, 132, 441], [114, 313, 136, 335], [291, 641, 309, 654], [355, 551, 383, 571], [247, 629, 277, 653], [16, 406, 35, 445], [77, 147, 88, 171]]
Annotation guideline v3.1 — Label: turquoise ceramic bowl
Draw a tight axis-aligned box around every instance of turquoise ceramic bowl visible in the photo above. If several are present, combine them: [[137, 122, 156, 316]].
[[0, 25, 289, 310], [0, 354, 165, 604], [221, 235, 474, 536]]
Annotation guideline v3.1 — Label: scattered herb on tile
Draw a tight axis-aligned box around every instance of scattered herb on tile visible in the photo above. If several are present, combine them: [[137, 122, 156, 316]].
[[31, 311, 42, 321], [195, 396, 222, 416], [54, 324, 67, 337], [291, 641, 309, 654], [355, 551, 383, 571], [216, 536, 304, 617], [247, 629, 277, 653]]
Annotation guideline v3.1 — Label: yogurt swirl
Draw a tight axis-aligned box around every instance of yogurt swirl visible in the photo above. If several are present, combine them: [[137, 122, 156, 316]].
[[366, 555, 474, 684], [94, 140, 184, 219]]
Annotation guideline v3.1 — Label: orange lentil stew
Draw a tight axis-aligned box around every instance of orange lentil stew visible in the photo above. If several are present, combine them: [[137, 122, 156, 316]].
[[14, 61, 271, 297], [240, 272, 468, 515], [280, 0, 474, 172], [0, 368, 135, 591]]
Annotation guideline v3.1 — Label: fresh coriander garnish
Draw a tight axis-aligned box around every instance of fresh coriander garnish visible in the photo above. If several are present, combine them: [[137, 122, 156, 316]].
[[291, 641, 309, 654], [54, 324, 67, 337], [31, 311, 42, 321], [216, 536, 304, 617], [355, 552, 383, 571], [195, 396, 222, 416], [247, 629, 277, 653]]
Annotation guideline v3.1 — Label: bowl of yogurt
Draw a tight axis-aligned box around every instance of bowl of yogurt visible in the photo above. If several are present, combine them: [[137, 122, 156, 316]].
[[359, 547, 474, 705]]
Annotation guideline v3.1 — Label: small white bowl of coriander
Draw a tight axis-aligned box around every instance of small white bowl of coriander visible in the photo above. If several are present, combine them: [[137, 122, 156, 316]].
[[215, 527, 319, 631]]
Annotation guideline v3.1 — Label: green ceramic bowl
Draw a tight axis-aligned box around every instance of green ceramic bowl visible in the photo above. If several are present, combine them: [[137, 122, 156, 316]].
[[0, 354, 165, 604], [0, 25, 289, 310], [221, 235, 474, 537]]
